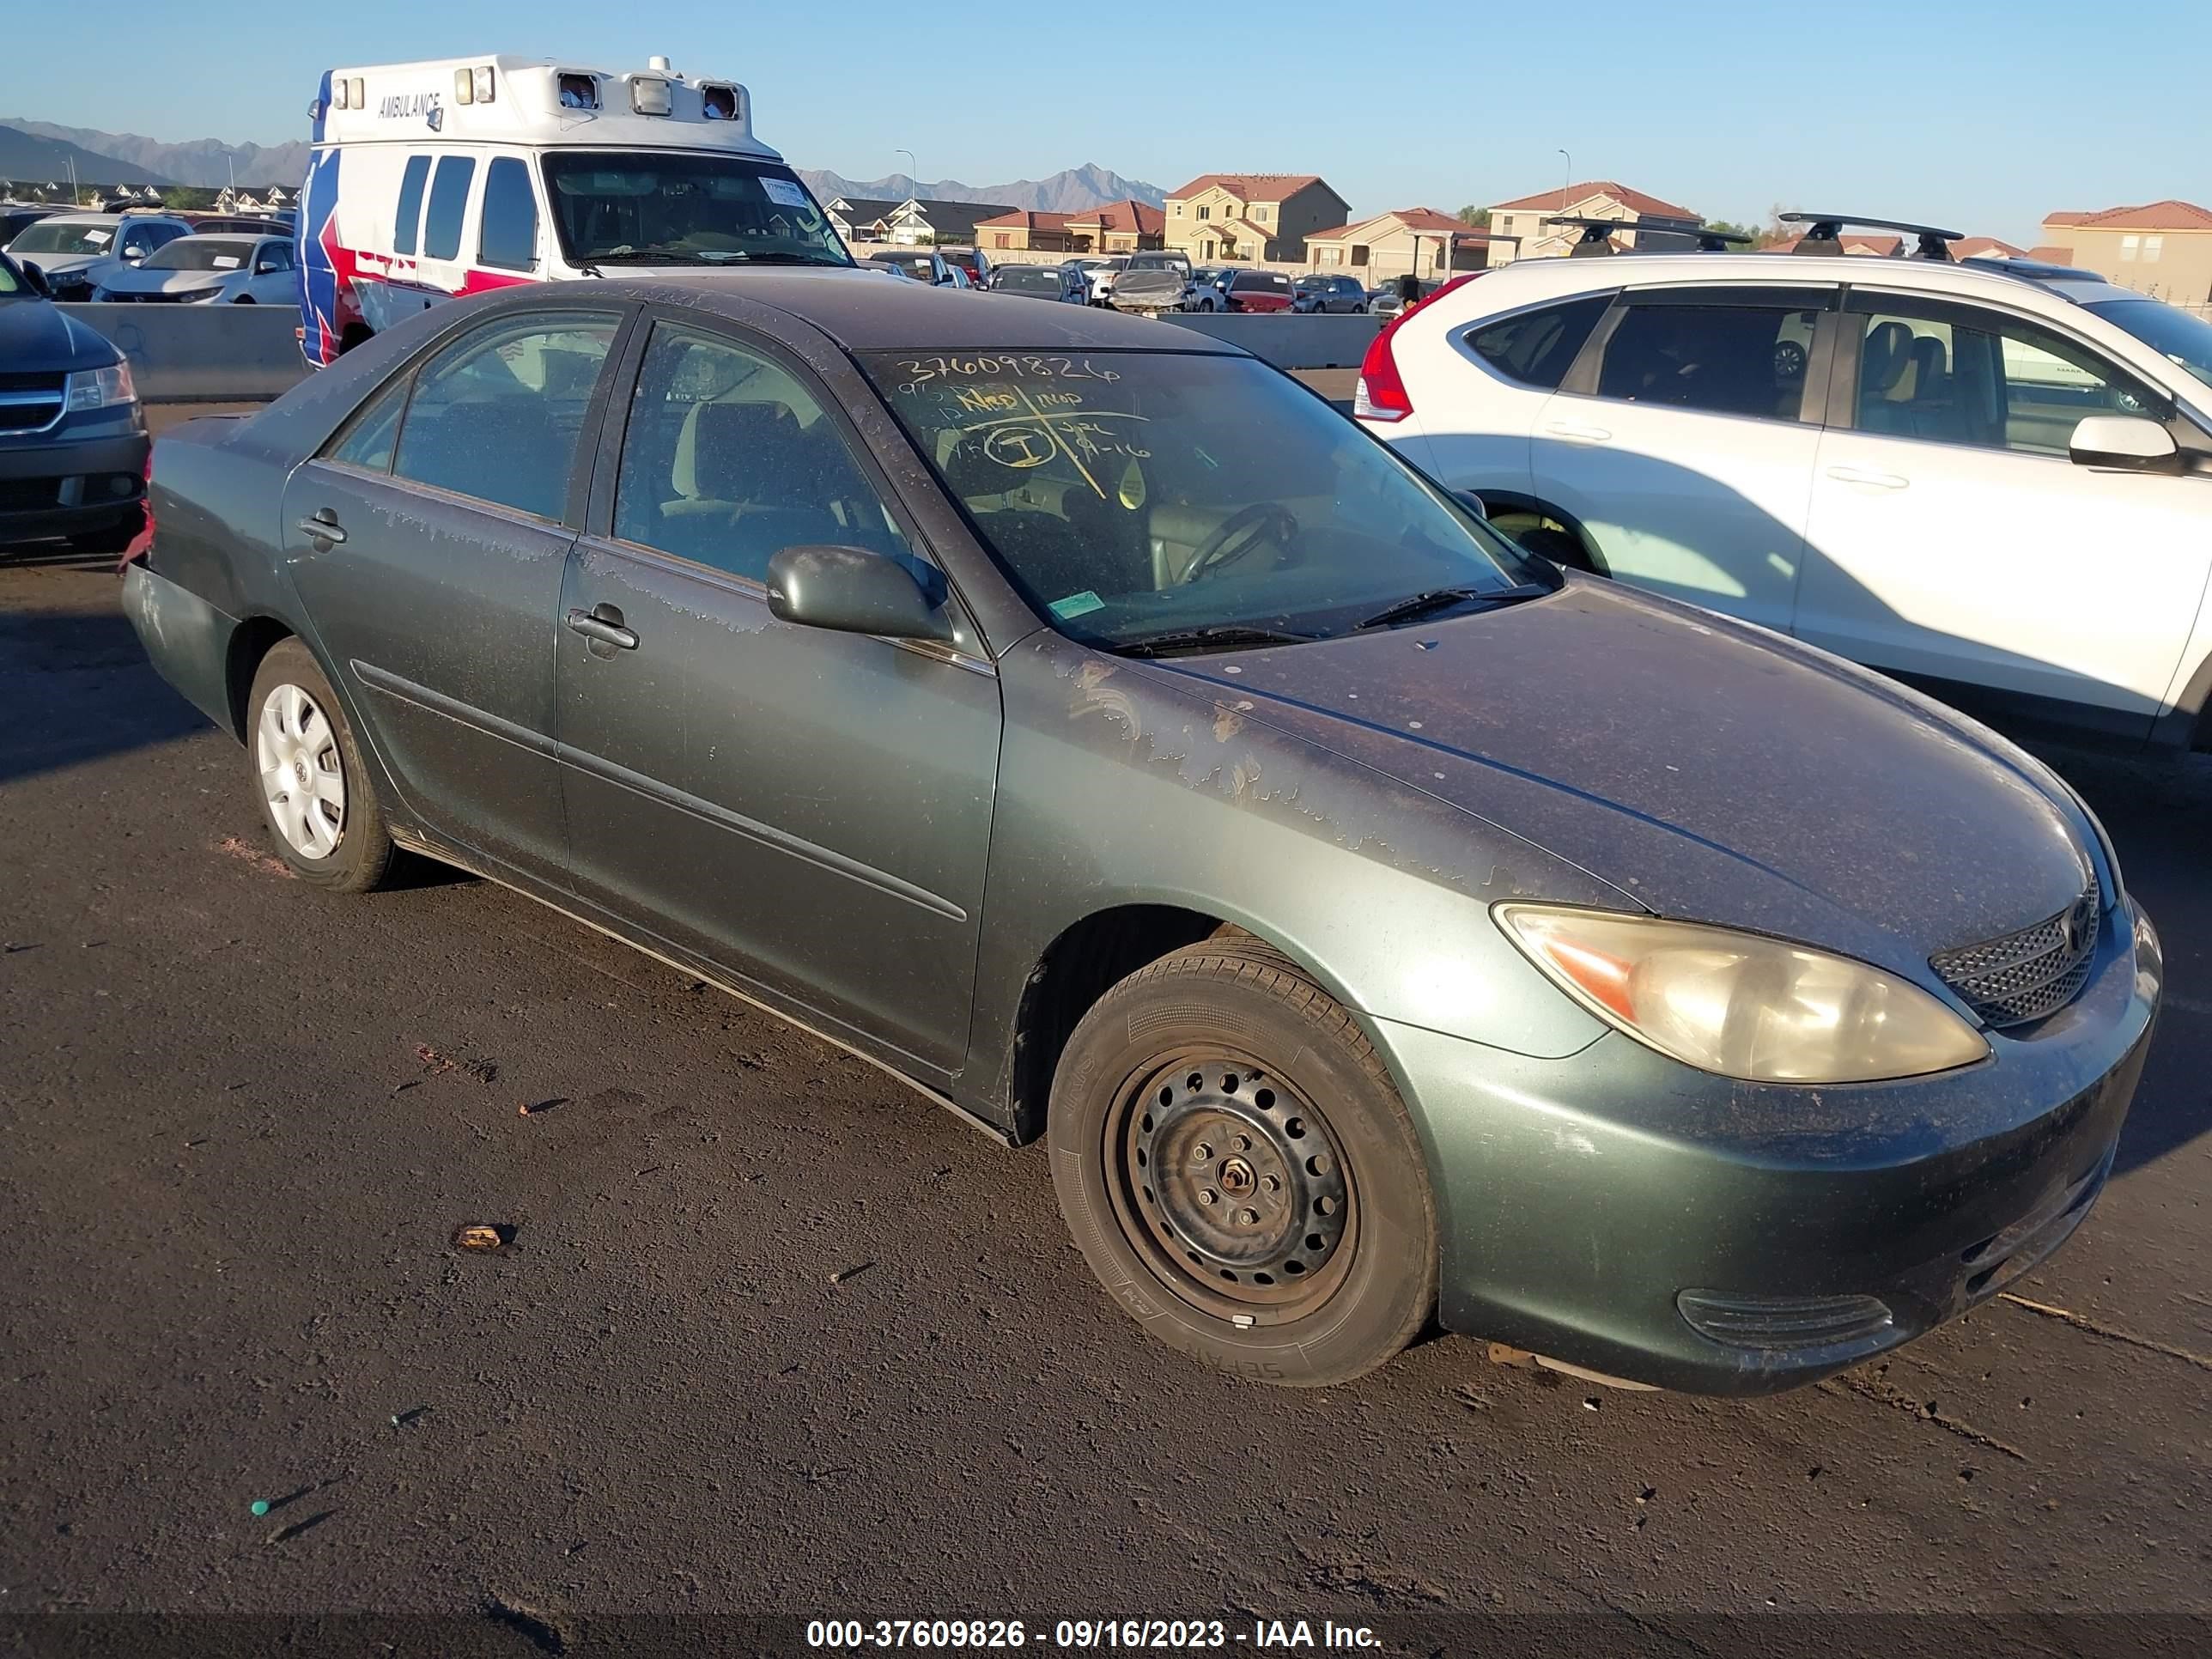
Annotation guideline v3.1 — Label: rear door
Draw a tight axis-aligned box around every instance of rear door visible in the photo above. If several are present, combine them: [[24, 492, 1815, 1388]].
[[1797, 291, 2212, 736], [1528, 283, 1835, 632], [281, 306, 629, 879], [553, 316, 1001, 1076]]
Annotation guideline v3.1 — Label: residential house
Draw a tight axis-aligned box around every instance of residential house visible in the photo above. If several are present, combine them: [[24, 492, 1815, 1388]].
[[1304, 208, 1497, 279], [973, 210, 1080, 254], [1767, 231, 2026, 258], [1062, 199, 1164, 253], [825, 197, 900, 243], [1163, 173, 1351, 264], [2036, 201, 2212, 304], [832, 196, 1018, 247], [1485, 181, 1700, 263]]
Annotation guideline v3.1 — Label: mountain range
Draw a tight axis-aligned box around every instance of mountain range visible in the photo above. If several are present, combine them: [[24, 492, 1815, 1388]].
[[2, 118, 1164, 212]]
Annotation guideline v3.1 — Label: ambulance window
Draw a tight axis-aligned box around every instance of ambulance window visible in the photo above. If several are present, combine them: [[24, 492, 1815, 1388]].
[[423, 156, 476, 262], [393, 155, 432, 257], [479, 158, 538, 271]]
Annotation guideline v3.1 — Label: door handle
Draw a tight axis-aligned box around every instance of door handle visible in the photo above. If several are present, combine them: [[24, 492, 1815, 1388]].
[[566, 606, 638, 651], [295, 511, 346, 546], [1543, 419, 1613, 443], [1825, 465, 1910, 490]]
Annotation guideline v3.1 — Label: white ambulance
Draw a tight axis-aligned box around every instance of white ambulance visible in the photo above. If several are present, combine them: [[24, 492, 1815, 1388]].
[[295, 52, 851, 364]]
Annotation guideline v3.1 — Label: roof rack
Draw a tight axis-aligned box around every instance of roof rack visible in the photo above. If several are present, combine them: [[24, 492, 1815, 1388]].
[[1778, 213, 1965, 262], [1543, 215, 1750, 257]]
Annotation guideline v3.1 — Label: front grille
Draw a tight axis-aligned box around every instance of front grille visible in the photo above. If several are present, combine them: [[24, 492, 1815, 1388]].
[[0, 372, 67, 393], [0, 387, 65, 434], [1931, 886, 2100, 1028]]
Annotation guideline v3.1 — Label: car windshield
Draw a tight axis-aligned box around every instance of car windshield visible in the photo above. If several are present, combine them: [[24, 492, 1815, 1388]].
[[538, 151, 850, 267], [861, 349, 1551, 649], [2087, 296, 2212, 391], [9, 220, 116, 255], [995, 268, 1063, 294], [144, 238, 253, 271]]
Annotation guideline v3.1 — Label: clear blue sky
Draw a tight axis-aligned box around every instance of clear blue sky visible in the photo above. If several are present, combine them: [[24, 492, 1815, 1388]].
[[5, 0, 2207, 243]]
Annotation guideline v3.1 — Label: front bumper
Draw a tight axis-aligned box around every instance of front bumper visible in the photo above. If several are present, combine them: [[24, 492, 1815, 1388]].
[[1379, 899, 2161, 1395], [0, 420, 149, 543]]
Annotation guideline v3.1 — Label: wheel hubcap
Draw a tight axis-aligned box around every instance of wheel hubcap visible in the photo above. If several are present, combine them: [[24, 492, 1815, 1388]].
[[1114, 1055, 1354, 1316], [255, 682, 345, 860]]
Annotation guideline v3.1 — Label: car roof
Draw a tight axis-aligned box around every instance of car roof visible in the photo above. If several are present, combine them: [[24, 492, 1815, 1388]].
[[1458, 249, 2136, 311], [634, 269, 1245, 353]]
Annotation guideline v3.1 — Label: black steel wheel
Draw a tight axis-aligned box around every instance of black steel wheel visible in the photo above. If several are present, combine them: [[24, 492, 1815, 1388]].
[[1049, 942, 1437, 1387]]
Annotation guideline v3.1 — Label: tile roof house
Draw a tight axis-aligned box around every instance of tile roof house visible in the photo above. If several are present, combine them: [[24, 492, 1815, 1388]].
[[1164, 173, 1350, 263], [2037, 200, 2212, 303], [1304, 208, 1497, 278], [1062, 199, 1164, 252], [1485, 180, 1700, 264], [973, 209, 1079, 253]]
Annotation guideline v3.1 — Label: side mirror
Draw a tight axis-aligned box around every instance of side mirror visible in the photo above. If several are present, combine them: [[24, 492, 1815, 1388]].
[[18, 260, 52, 296], [1454, 490, 1490, 520], [256, 258, 280, 275], [122, 249, 145, 264], [2069, 414, 2182, 474], [766, 544, 954, 642]]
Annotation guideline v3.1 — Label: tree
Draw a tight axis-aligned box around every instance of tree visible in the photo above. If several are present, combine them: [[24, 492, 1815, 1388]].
[[1456, 205, 1491, 229], [1702, 219, 1753, 240]]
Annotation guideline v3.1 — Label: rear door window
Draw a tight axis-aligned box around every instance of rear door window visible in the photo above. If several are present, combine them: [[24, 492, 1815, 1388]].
[[1594, 297, 1826, 420], [393, 155, 432, 256], [390, 311, 621, 520], [422, 156, 476, 261]]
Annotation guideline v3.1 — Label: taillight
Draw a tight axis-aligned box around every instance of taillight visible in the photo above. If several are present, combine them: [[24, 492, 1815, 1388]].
[[1354, 310, 1414, 422]]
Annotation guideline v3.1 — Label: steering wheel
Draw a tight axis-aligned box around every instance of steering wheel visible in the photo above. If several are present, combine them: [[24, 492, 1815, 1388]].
[[1773, 339, 1808, 382], [1182, 503, 1298, 585]]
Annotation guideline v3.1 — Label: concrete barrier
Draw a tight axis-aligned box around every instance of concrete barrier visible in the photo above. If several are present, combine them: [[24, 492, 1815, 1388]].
[[59, 303, 308, 403], [1156, 311, 1382, 368]]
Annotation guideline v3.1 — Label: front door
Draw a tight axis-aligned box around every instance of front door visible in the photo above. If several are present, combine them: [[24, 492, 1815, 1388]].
[[1797, 295, 2212, 737], [554, 320, 1001, 1076], [281, 307, 625, 878], [1529, 286, 1833, 633]]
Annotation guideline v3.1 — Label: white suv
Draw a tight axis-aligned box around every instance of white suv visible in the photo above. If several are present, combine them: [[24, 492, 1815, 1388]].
[[1358, 251, 2212, 750]]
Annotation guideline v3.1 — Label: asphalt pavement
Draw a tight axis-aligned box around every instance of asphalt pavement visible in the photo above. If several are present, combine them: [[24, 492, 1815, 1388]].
[[3, 518, 2209, 1656]]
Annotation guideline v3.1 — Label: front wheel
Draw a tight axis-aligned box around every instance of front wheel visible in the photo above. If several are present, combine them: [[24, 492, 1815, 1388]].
[[246, 639, 398, 891], [1049, 943, 1438, 1387]]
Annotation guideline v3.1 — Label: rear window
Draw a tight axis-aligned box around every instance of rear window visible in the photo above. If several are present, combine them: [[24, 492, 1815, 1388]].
[[1237, 271, 1291, 291], [1465, 295, 1612, 389], [423, 156, 476, 261]]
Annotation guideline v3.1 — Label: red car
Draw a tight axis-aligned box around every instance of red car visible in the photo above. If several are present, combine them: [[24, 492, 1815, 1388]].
[[1188, 268, 1296, 313]]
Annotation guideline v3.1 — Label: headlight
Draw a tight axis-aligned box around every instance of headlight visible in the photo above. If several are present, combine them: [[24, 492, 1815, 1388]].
[[66, 361, 137, 412], [1495, 904, 1989, 1084]]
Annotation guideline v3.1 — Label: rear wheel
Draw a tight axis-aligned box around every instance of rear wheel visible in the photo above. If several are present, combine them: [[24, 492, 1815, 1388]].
[[246, 639, 397, 892], [1049, 943, 1437, 1387], [1489, 507, 1598, 574]]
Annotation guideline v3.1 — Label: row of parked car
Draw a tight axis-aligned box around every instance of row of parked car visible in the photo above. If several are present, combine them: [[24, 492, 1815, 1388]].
[[0, 205, 298, 304], [854, 237, 1434, 318]]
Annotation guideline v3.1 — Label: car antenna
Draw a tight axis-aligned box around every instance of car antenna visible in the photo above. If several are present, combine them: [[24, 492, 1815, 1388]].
[[1777, 212, 1965, 262]]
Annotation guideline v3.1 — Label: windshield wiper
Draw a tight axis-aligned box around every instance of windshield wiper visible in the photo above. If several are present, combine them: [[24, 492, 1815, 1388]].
[[1350, 582, 1552, 632], [1113, 624, 1316, 659]]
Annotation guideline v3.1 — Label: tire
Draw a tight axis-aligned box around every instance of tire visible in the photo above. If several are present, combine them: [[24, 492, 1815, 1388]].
[[1048, 943, 1438, 1387], [1512, 524, 1598, 574], [234, 295, 254, 305], [246, 638, 398, 892]]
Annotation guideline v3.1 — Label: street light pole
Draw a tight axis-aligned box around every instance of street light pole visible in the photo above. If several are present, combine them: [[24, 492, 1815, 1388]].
[[896, 149, 916, 191]]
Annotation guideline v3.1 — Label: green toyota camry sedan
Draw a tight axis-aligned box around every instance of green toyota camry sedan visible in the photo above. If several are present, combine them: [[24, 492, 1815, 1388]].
[[122, 273, 2160, 1390]]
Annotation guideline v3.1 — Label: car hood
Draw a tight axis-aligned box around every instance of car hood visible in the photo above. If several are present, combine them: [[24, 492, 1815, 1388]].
[[0, 295, 118, 374], [1136, 578, 2096, 979], [19, 251, 111, 276], [99, 266, 228, 295]]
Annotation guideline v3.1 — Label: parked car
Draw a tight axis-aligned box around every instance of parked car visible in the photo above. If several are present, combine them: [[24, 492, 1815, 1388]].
[[1291, 273, 1370, 313], [1187, 268, 1296, 313], [864, 250, 958, 286], [91, 234, 298, 304], [3, 210, 197, 300], [988, 264, 1090, 303], [1358, 247, 2212, 750], [1067, 255, 1125, 305], [1106, 264, 1188, 317], [122, 276, 2157, 1392], [1079, 251, 1188, 308], [0, 250, 148, 552]]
